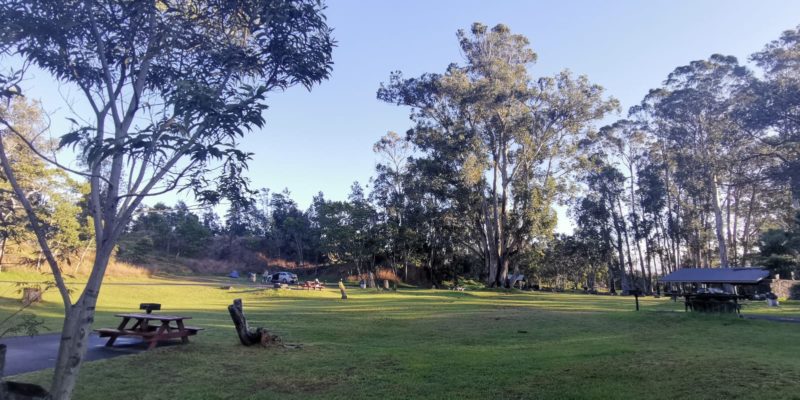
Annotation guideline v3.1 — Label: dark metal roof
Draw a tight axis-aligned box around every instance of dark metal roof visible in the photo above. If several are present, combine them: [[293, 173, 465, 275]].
[[659, 268, 769, 284]]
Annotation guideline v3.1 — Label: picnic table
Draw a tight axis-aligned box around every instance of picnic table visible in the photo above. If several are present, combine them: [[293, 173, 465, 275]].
[[683, 293, 745, 314], [300, 281, 325, 290], [95, 313, 202, 350]]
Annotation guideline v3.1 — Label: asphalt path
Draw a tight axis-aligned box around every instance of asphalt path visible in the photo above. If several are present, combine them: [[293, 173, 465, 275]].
[[1, 333, 153, 376]]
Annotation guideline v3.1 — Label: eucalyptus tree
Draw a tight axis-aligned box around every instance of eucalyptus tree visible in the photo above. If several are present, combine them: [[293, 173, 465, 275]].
[[314, 183, 382, 282], [635, 158, 669, 274], [580, 154, 633, 290], [0, 1, 333, 398], [372, 131, 412, 277], [640, 55, 754, 268], [599, 120, 653, 290], [749, 25, 800, 212], [379, 23, 617, 286], [573, 196, 614, 290], [270, 189, 312, 266]]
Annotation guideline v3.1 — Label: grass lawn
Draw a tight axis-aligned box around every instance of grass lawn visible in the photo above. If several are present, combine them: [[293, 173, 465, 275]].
[[2, 272, 800, 399]]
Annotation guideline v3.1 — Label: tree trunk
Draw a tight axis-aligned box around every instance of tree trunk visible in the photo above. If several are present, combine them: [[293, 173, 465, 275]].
[[725, 185, 733, 266], [227, 299, 276, 346], [367, 271, 376, 289], [295, 237, 304, 267], [789, 160, 800, 212], [0, 236, 5, 273], [709, 173, 729, 268], [731, 186, 740, 267], [611, 203, 628, 291], [616, 197, 635, 285], [403, 249, 409, 282], [660, 141, 680, 270], [497, 257, 510, 288], [47, 245, 118, 400], [49, 299, 94, 400], [741, 185, 757, 265], [628, 163, 649, 292], [72, 242, 93, 275]]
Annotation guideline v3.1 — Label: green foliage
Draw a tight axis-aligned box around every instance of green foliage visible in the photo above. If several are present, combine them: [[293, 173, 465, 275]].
[[119, 202, 211, 261], [0, 97, 92, 270], [379, 22, 617, 285], [756, 213, 800, 277], [0, 313, 46, 338]]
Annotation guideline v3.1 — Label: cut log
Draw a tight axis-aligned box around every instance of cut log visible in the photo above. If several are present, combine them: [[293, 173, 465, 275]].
[[228, 299, 279, 346]]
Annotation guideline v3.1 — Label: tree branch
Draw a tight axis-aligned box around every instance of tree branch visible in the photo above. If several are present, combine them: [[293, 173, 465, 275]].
[[0, 134, 72, 307]]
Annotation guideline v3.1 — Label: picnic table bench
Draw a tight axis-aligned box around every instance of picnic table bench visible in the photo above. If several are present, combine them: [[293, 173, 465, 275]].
[[95, 313, 202, 350], [300, 281, 325, 290]]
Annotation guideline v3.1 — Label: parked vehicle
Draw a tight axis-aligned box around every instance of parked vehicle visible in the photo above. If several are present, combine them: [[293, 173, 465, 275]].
[[270, 272, 298, 284]]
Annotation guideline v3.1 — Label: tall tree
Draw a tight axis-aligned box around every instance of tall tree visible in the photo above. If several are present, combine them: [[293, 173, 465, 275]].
[[0, 1, 333, 398], [640, 55, 754, 268], [372, 131, 411, 278], [379, 23, 617, 286], [749, 25, 800, 212]]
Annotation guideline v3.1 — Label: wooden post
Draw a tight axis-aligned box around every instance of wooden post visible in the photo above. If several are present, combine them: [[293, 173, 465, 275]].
[[631, 289, 641, 311], [1, 343, 5, 380]]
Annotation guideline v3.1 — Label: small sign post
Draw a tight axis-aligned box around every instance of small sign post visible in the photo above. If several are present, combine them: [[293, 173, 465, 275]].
[[630, 289, 642, 311]]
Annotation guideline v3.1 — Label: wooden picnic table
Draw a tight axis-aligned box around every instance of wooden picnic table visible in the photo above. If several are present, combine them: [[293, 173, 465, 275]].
[[95, 313, 202, 350], [300, 280, 325, 290]]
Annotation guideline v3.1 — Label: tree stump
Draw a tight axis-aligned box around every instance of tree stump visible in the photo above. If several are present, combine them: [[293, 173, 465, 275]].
[[227, 299, 279, 347], [21, 288, 41, 305]]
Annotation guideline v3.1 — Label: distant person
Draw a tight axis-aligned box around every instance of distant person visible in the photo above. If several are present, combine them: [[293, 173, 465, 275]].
[[229, 270, 240, 279], [766, 292, 780, 307], [262, 270, 271, 283]]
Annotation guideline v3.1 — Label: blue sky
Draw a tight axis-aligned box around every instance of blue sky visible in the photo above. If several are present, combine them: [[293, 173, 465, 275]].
[[12, 0, 800, 231]]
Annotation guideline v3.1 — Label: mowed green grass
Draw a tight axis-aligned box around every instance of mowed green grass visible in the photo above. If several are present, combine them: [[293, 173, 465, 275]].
[[2, 272, 800, 400]]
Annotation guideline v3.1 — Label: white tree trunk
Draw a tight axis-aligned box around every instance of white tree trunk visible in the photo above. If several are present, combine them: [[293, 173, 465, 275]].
[[709, 173, 729, 268]]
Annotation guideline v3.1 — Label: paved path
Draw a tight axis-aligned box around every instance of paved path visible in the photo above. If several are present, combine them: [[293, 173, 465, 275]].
[[741, 314, 800, 324], [1, 333, 151, 376]]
